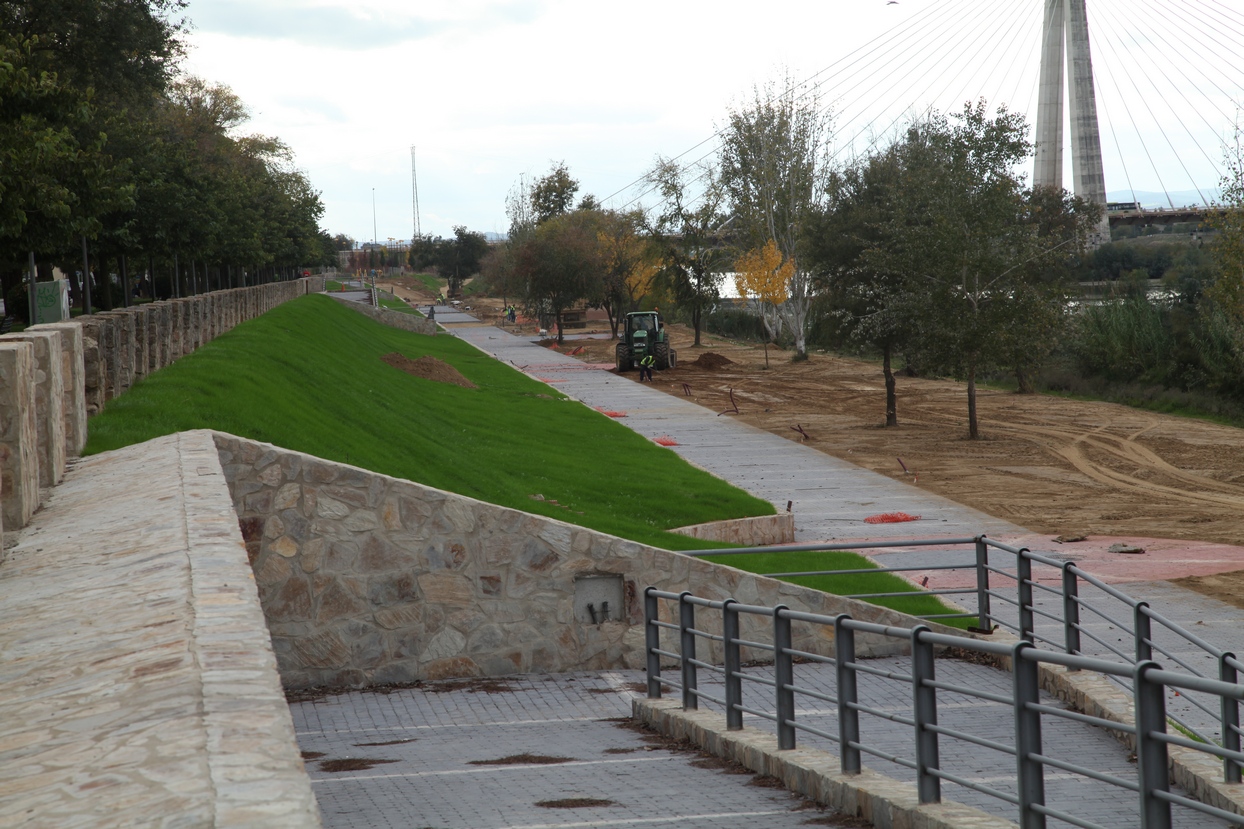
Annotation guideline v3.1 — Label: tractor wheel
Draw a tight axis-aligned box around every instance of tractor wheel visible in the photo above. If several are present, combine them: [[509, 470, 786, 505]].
[[654, 342, 671, 370], [615, 342, 631, 372]]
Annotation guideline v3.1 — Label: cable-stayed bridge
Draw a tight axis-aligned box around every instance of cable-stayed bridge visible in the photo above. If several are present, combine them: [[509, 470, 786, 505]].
[[608, 0, 1244, 232]]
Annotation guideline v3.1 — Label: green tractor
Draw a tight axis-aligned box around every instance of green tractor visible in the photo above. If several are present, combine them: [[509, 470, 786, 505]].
[[615, 310, 677, 372]]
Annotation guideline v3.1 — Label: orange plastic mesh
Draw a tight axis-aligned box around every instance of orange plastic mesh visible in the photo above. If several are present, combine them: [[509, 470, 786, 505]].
[[654, 436, 679, 447], [864, 512, 921, 524], [595, 408, 627, 418]]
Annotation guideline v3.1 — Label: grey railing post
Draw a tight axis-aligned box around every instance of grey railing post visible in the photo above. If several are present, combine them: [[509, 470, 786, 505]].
[[911, 626, 941, 804], [975, 537, 992, 631], [1221, 654, 1241, 784], [1134, 661, 1172, 829], [723, 599, 743, 731], [774, 605, 796, 750], [835, 614, 861, 774], [679, 591, 697, 710], [1017, 549, 1035, 643], [1134, 602, 1153, 663], [645, 588, 661, 698], [1012, 642, 1047, 829], [1062, 564, 1081, 665]]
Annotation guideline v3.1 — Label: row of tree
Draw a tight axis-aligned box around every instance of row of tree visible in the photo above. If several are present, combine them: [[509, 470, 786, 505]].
[[0, 0, 337, 319]]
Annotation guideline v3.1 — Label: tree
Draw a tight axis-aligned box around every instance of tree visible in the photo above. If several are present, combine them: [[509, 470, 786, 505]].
[[734, 241, 791, 368], [719, 75, 832, 359], [1208, 121, 1244, 320], [645, 157, 729, 346], [529, 161, 579, 225], [596, 209, 653, 338], [871, 103, 1099, 438], [409, 227, 489, 296], [513, 211, 601, 344], [804, 143, 911, 425]]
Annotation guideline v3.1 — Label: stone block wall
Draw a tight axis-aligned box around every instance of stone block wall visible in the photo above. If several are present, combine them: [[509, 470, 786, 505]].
[[328, 294, 436, 336], [213, 432, 947, 690], [0, 277, 328, 543], [0, 343, 38, 534], [671, 513, 795, 546]]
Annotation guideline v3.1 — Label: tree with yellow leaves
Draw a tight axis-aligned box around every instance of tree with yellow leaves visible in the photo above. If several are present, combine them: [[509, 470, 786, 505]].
[[1208, 122, 1244, 321], [734, 240, 792, 368]]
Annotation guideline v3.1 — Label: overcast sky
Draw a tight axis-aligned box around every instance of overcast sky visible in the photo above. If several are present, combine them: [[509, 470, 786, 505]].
[[183, 0, 1244, 245]]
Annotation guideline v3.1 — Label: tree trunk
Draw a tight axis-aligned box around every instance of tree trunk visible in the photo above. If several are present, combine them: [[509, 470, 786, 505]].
[[692, 305, 702, 346], [1015, 366, 1035, 394], [883, 343, 897, 427], [555, 308, 564, 344], [967, 359, 979, 439]]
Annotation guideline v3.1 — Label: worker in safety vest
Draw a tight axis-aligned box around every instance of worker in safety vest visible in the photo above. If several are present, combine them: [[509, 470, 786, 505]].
[[639, 352, 655, 382]]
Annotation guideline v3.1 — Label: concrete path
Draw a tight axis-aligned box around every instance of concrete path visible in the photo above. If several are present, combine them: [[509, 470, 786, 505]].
[[292, 664, 1229, 829], [438, 312, 1244, 744]]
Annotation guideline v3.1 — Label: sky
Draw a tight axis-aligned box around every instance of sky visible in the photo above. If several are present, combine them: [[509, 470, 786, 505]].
[[182, 0, 1244, 245]]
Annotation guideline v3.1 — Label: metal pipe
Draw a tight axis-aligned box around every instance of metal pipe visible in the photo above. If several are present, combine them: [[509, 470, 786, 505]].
[[679, 592, 697, 710], [1222, 654, 1241, 784], [975, 537, 992, 631], [1062, 563, 1081, 665], [1133, 661, 1173, 829], [774, 605, 795, 750], [835, 614, 861, 774], [644, 588, 661, 698], [1013, 641, 1047, 829], [911, 625, 941, 805], [723, 600, 743, 731]]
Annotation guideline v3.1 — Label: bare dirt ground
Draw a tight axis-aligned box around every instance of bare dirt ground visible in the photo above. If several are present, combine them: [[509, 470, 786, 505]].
[[559, 324, 1244, 606]]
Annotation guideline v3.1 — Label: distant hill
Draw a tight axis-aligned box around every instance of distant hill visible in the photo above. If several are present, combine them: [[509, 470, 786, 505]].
[[1107, 188, 1221, 209]]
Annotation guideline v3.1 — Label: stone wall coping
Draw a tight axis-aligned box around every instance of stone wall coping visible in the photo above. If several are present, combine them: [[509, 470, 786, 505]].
[[634, 698, 1017, 829], [670, 512, 795, 546]]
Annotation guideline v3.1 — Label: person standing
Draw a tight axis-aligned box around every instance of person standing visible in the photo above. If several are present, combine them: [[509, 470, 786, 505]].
[[639, 352, 655, 382]]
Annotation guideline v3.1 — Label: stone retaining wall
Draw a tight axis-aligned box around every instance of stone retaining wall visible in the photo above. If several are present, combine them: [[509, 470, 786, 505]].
[[0, 276, 328, 546], [328, 294, 436, 336], [213, 432, 957, 690], [671, 513, 795, 546]]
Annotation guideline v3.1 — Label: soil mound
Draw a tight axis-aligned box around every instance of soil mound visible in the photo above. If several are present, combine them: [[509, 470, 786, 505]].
[[690, 352, 735, 370], [381, 353, 476, 389]]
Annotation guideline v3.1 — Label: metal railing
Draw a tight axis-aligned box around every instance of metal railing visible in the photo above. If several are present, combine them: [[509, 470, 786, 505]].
[[644, 587, 1244, 829], [689, 534, 1244, 779]]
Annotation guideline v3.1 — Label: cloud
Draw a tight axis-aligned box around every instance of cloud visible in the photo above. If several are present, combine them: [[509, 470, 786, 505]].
[[190, 0, 545, 49]]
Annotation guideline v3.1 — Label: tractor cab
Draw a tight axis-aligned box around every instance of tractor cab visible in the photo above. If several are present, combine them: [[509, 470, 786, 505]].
[[615, 311, 676, 373]]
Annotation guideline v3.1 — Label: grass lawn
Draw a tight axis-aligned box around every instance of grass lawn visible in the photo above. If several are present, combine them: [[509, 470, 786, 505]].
[[84, 294, 964, 618], [412, 272, 442, 294], [699, 549, 971, 627], [84, 294, 774, 550], [376, 293, 423, 316]]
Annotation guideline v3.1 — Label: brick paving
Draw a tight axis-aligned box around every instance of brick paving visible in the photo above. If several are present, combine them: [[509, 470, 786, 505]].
[[292, 671, 860, 829]]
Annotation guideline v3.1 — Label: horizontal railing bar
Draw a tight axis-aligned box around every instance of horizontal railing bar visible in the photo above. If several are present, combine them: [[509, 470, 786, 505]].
[[1070, 597, 1134, 631], [683, 595, 728, 609], [925, 767, 1021, 805], [779, 608, 842, 627], [1170, 694, 1226, 727], [1027, 630, 1065, 651], [651, 620, 680, 631], [783, 648, 835, 665], [920, 630, 1015, 656], [1030, 801, 1113, 829], [1028, 580, 1064, 597], [1145, 640, 1212, 678], [992, 618, 1022, 635], [690, 537, 982, 557], [1031, 752, 1139, 791], [662, 678, 684, 691], [735, 703, 778, 722], [923, 678, 1012, 705], [983, 538, 1026, 554], [686, 657, 724, 673], [847, 700, 916, 727], [982, 564, 1019, 580], [1022, 648, 1133, 678], [1152, 790, 1244, 826], [1028, 604, 1065, 624], [1023, 550, 1067, 569], [837, 618, 918, 638], [851, 741, 919, 771], [986, 592, 1021, 608], [646, 589, 685, 601], [692, 689, 728, 708], [686, 629, 723, 644], [791, 720, 841, 744], [847, 662, 913, 683], [789, 685, 838, 707], [733, 638, 774, 652], [764, 563, 973, 578], [651, 648, 682, 661], [1068, 565, 1140, 607], [1073, 625, 1135, 663], [842, 589, 970, 600], [926, 723, 1016, 755], [1027, 702, 1137, 735], [1142, 606, 1227, 658], [738, 674, 777, 689], [730, 603, 777, 616], [1155, 730, 1244, 763], [1148, 669, 1244, 699], [1229, 654, 1244, 673], [918, 612, 980, 620]]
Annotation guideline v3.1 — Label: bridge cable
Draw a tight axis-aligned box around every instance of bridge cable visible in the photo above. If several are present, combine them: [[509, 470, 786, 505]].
[[1098, 0, 1221, 195], [1137, 0, 1244, 132], [600, 0, 955, 208]]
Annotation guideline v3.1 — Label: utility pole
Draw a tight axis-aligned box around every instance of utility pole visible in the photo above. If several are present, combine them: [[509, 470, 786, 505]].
[[372, 187, 378, 248], [411, 145, 422, 241]]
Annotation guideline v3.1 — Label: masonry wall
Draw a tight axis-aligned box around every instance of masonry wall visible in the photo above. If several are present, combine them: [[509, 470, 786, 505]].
[[328, 294, 436, 336], [0, 276, 328, 545], [214, 432, 944, 690]]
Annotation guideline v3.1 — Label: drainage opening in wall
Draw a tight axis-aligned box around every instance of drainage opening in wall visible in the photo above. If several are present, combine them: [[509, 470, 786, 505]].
[[574, 574, 624, 625]]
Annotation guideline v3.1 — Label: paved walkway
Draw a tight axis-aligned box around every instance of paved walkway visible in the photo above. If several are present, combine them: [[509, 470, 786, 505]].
[[438, 312, 1244, 743], [292, 671, 860, 829], [293, 664, 1229, 829]]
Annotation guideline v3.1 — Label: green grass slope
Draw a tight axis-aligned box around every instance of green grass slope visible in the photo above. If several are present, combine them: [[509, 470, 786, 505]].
[[85, 294, 774, 549]]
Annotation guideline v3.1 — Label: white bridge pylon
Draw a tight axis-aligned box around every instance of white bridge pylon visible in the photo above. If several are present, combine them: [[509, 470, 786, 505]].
[[1035, 0, 1112, 242]]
